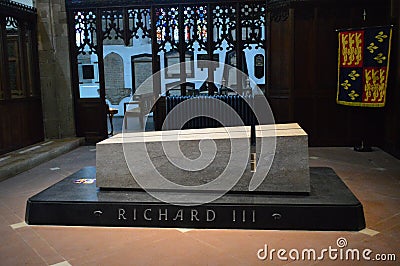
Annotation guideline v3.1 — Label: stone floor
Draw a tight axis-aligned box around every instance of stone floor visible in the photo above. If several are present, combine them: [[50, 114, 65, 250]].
[[0, 138, 83, 182], [0, 145, 399, 265], [108, 115, 154, 135]]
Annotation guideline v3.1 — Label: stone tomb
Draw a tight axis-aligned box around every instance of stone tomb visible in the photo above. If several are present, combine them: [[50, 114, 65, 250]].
[[96, 123, 310, 193], [25, 123, 366, 230]]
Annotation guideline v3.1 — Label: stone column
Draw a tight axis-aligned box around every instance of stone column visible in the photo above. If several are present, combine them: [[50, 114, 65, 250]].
[[35, 0, 75, 138]]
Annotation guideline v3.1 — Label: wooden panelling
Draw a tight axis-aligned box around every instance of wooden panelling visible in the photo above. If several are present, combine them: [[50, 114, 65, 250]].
[[0, 99, 44, 154], [293, 6, 315, 97], [270, 18, 292, 92], [276, 1, 390, 146], [382, 0, 400, 158], [292, 97, 314, 141], [0, 2, 44, 155], [268, 99, 289, 123], [268, 10, 293, 123], [267, 91, 291, 123]]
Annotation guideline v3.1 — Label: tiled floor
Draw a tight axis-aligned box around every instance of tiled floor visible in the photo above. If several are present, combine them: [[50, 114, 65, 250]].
[[0, 146, 399, 265]]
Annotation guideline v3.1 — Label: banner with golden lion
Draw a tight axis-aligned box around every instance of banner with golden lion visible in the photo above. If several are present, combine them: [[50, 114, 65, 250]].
[[337, 26, 392, 107]]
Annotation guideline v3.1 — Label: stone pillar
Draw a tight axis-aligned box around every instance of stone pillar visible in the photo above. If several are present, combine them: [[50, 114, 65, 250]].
[[35, 0, 75, 138]]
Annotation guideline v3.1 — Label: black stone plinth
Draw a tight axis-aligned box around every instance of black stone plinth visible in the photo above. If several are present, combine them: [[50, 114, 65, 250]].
[[25, 167, 365, 231]]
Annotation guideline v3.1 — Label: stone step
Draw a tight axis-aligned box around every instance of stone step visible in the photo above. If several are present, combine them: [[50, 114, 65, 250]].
[[0, 138, 84, 182]]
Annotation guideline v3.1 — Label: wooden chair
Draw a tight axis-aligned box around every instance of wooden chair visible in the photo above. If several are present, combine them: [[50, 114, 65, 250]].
[[123, 93, 154, 129]]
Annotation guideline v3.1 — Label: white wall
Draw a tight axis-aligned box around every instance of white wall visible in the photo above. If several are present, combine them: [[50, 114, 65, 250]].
[[103, 38, 152, 90], [13, 0, 33, 6], [103, 38, 152, 115], [80, 35, 266, 116]]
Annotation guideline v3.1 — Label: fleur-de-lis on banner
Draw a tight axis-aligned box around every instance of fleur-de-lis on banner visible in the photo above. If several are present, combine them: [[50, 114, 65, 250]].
[[374, 53, 386, 64], [341, 80, 351, 90], [367, 42, 378, 53], [348, 70, 360, 80], [375, 31, 388, 42], [348, 90, 359, 101]]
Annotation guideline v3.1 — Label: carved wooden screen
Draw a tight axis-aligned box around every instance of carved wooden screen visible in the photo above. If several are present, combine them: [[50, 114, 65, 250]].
[[74, 11, 98, 56], [183, 5, 208, 52], [240, 3, 266, 50], [67, 0, 267, 96], [127, 8, 151, 45], [154, 6, 181, 93], [240, 3, 267, 88], [212, 4, 238, 92], [212, 4, 236, 52], [155, 6, 179, 52], [66, 0, 267, 135], [74, 10, 101, 98], [102, 9, 124, 45]]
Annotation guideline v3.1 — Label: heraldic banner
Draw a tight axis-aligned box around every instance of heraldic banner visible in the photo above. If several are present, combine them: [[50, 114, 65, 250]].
[[337, 26, 392, 107]]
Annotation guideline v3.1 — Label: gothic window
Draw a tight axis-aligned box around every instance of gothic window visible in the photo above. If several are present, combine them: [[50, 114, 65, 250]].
[[240, 3, 266, 50], [74, 11, 97, 55], [155, 7, 179, 52], [102, 9, 124, 45], [212, 4, 237, 51], [128, 8, 151, 41], [183, 5, 207, 52]]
